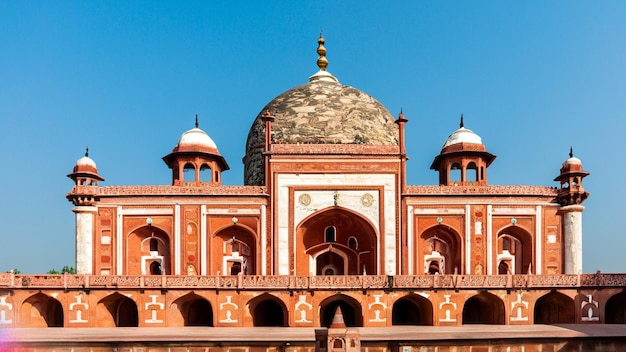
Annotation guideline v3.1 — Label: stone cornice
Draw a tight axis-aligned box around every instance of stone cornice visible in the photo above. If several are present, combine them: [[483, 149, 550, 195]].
[[68, 185, 268, 197], [405, 185, 558, 196]]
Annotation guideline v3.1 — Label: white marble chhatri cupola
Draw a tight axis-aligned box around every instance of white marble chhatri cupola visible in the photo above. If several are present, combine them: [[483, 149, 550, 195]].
[[163, 115, 229, 186], [430, 115, 496, 186], [67, 147, 105, 187]]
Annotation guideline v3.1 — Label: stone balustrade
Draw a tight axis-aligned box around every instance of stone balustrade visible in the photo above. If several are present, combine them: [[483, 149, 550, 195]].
[[1, 273, 624, 290]]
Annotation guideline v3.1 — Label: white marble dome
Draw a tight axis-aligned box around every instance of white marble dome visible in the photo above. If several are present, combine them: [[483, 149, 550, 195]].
[[441, 126, 483, 149], [178, 127, 218, 151]]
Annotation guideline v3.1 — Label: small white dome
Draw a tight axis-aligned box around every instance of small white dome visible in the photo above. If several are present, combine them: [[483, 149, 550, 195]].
[[442, 127, 483, 149], [563, 156, 582, 167], [178, 127, 218, 150], [76, 155, 96, 168]]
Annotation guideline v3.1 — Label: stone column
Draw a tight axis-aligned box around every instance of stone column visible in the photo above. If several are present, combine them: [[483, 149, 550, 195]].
[[561, 204, 584, 274], [73, 206, 97, 275]]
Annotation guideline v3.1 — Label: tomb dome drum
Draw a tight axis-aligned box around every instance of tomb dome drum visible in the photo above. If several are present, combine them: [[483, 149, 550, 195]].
[[243, 36, 399, 185]]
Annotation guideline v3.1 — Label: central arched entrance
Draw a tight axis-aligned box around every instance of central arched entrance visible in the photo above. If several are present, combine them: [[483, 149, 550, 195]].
[[296, 207, 378, 276], [319, 294, 363, 327]]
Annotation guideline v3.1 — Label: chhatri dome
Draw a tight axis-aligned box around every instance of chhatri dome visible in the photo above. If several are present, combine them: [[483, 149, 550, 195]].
[[441, 114, 483, 149], [244, 35, 399, 185], [173, 114, 220, 154]]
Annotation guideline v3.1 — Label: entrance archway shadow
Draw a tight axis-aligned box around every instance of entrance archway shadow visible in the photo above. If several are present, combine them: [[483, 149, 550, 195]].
[[534, 291, 575, 324], [248, 293, 288, 326], [392, 294, 433, 325], [320, 294, 363, 327], [462, 292, 505, 324]]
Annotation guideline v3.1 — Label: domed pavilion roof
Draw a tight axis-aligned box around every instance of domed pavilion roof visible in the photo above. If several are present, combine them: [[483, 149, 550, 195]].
[[440, 114, 483, 150], [244, 36, 399, 185], [173, 115, 220, 154]]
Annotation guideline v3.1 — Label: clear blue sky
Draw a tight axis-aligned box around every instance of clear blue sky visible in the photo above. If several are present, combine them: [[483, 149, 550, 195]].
[[1, 1, 624, 274]]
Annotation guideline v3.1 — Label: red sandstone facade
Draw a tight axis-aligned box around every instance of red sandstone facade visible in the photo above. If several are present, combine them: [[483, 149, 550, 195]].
[[1, 37, 625, 330]]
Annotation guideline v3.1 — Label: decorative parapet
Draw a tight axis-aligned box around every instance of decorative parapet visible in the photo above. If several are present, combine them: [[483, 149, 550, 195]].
[[1, 273, 624, 290], [405, 185, 558, 196], [68, 185, 268, 197]]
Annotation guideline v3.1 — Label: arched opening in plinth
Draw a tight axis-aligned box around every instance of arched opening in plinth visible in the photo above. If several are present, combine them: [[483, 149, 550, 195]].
[[173, 293, 214, 326], [605, 291, 626, 324], [297, 207, 378, 276], [249, 293, 288, 326], [534, 291, 575, 324], [98, 293, 139, 327], [21, 293, 63, 327], [462, 292, 505, 324], [320, 294, 363, 327], [392, 294, 433, 325]]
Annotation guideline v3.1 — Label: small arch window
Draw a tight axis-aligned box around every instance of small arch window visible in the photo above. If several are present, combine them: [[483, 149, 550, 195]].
[[450, 163, 462, 182], [347, 236, 358, 250], [150, 261, 162, 275], [467, 162, 478, 182], [325, 226, 336, 243], [183, 163, 195, 183], [200, 164, 212, 183], [149, 238, 159, 252]]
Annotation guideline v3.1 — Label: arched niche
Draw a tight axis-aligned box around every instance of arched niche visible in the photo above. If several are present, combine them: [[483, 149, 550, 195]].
[[462, 292, 505, 324], [297, 207, 378, 276], [605, 291, 626, 324], [392, 294, 433, 326], [212, 224, 257, 275], [248, 293, 288, 327], [419, 225, 462, 275], [319, 294, 363, 327], [21, 293, 63, 327], [172, 293, 214, 326], [127, 225, 171, 275], [496, 225, 533, 274], [97, 293, 138, 327], [534, 291, 575, 324]]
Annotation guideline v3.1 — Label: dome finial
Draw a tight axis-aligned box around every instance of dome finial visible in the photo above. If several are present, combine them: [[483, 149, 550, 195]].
[[460, 113, 464, 128], [195, 114, 199, 128], [85, 146, 89, 157], [316, 32, 328, 71], [569, 146, 573, 158]]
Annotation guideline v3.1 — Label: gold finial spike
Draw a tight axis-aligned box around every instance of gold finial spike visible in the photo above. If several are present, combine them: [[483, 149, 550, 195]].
[[316, 33, 328, 71], [460, 113, 464, 128], [195, 114, 199, 128], [85, 147, 89, 157], [569, 146, 573, 158]]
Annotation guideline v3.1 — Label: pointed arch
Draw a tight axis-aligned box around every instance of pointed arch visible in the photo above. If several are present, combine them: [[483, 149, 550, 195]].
[[319, 294, 363, 327], [296, 207, 378, 276], [183, 162, 195, 183], [213, 224, 257, 275], [392, 294, 433, 326], [462, 292, 505, 324], [534, 291, 575, 324], [21, 293, 63, 327], [248, 293, 288, 327], [172, 293, 214, 326], [419, 224, 462, 275], [605, 291, 626, 324], [199, 163, 213, 183], [496, 225, 533, 274], [127, 225, 171, 275], [97, 293, 138, 327]]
